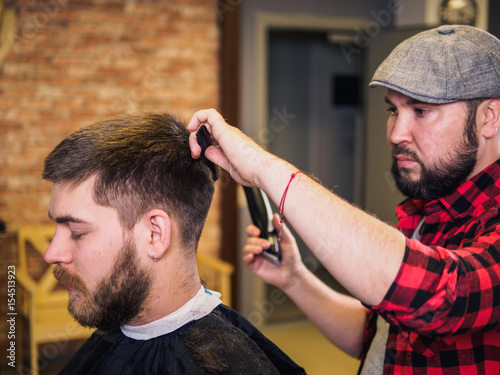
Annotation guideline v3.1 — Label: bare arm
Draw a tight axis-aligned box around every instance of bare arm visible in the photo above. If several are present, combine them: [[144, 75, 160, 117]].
[[260, 159, 406, 306], [284, 267, 368, 358]]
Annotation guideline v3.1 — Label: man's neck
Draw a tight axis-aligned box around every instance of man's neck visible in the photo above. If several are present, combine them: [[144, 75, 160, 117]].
[[127, 258, 201, 326]]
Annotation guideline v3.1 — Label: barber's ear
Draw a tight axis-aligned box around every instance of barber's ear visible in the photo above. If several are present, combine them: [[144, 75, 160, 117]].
[[145, 209, 171, 261], [480, 99, 500, 138]]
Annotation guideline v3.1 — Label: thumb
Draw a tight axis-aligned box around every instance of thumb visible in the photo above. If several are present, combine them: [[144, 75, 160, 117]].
[[272, 213, 293, 244]]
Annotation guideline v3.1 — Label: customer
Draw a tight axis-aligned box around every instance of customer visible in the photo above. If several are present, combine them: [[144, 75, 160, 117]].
[[43, 112, 305, 374]]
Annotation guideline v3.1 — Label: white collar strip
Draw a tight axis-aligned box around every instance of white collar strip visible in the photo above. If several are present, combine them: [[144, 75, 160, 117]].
[[121, 286, 222, 340]]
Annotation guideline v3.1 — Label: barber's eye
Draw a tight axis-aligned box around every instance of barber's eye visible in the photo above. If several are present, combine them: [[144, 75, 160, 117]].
[[386, 107, 397, 115], [415, 108, 428, 116]]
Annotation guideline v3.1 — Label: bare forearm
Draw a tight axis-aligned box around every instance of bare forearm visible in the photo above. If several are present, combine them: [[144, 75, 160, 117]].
[[282, 265, 367, 358], [259, 156, 406, 306]]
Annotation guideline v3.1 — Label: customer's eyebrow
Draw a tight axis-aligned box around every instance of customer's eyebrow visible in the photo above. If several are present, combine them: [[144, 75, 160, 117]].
[[48, 212, 89, 224]]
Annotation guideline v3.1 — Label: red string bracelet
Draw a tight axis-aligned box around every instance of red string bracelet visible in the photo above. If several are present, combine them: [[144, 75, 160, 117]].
[[278, 170, 303, 240]]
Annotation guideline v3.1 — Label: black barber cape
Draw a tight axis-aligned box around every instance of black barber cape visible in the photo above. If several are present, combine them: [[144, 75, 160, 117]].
[[60, 305, 306, 374]]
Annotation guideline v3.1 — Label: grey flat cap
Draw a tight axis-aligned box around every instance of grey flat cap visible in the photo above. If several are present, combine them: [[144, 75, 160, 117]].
[[369, 25, 500, 103]]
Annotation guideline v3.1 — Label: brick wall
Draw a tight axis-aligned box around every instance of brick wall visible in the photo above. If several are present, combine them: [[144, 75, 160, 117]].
[[0, 0, 221, 250], [0, 0, 221, 368]]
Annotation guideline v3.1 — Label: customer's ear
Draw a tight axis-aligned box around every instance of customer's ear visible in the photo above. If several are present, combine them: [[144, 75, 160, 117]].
[[145, 209, 171, 262]]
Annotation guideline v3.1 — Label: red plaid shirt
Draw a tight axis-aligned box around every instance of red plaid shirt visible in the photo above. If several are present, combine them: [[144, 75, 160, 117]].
[[360, 160, 500, 374]]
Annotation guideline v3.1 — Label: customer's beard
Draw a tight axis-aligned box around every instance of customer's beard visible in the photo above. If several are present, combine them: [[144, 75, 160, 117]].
[[53, 239, 152, 331], [391, 131, 478, 201]]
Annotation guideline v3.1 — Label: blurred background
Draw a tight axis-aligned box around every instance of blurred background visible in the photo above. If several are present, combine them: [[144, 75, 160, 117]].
[[0, 0, 497, 373]]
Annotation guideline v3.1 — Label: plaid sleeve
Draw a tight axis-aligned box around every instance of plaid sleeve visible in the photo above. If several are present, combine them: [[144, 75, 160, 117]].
[[367, 224, 500, 337]]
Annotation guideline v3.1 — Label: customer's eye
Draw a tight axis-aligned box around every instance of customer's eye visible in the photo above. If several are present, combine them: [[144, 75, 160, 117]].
[[70, 233, 83, 240]]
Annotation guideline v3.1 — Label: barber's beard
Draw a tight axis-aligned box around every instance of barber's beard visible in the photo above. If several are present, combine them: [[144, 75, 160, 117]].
[[391, 127, 478, 201], [53, 239, 152, 331]]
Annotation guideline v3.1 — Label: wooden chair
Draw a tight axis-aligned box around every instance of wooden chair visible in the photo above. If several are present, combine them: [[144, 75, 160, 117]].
[[16, 225, 94, 375]]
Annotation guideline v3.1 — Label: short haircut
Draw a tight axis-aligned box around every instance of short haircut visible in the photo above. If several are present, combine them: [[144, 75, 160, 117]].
[[43, 112, 215, 250]]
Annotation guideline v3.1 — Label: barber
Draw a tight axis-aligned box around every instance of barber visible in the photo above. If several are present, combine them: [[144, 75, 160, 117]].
[[188, 25, 500, 373]]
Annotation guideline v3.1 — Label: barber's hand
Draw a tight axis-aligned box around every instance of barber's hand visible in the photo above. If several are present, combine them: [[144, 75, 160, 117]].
[[243, 214, 305, 291], [187, 108, 273, 188]]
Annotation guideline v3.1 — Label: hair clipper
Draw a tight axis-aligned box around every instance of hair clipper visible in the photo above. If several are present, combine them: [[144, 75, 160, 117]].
[[243, 186, 281, 267]]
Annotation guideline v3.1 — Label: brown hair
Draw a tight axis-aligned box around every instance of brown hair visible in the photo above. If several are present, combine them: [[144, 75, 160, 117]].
[[43, 112, 214, 250]]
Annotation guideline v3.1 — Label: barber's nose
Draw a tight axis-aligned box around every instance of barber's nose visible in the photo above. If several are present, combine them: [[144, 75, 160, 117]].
[[44, 230, 73, 265], [388, 116, 413, 146]]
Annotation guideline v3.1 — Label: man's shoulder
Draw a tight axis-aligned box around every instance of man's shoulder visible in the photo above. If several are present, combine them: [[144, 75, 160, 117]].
[[180, 304, 306, 374]]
